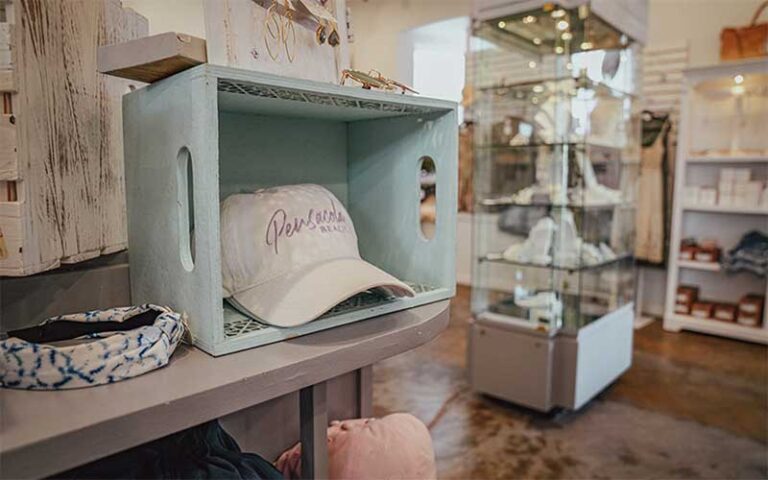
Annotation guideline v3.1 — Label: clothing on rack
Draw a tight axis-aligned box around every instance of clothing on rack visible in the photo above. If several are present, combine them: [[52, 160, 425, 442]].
[[635, 111, 672, 265], [459, 121, 474, 212], [722, 230, 768, 276], [54, 421, 283, 479]]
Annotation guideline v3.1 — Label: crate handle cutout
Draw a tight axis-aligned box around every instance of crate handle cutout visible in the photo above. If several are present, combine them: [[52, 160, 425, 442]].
[[419, 156, 436, 241], [177, 147, 195, 271]]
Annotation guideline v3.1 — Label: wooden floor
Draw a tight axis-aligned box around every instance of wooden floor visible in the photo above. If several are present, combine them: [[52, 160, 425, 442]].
[[373, 285, 768, 479]]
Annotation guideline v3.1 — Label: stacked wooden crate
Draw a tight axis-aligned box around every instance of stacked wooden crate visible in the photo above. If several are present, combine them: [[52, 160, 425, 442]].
[[0, 0, 146, 276]]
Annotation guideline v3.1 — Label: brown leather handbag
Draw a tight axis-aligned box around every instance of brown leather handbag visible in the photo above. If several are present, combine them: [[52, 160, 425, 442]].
[[720, 1, 768, 61]]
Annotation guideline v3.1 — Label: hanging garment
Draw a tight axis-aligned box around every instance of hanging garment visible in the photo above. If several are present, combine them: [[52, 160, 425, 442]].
[[635, 112, 671, 264], [0, 305, 185, 390], [275, 413, 436, 480], [54, 421, 283, 479], [459, 121, 474, 212]]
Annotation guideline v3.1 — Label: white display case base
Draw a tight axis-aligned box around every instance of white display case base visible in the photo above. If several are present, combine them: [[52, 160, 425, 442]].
[[469, 303, 634, 411]]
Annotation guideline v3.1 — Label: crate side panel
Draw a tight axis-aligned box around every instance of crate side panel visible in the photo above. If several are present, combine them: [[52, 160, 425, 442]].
[[124, 73, 221, 349], [10, 0, 146, 275], [13, 0, 92, 272], [348, 110, 458, 291], [0, 113, 17, 180], [0, 202, 24, 274], [217, 112, 348, 203], [98, 0, 148, 254]]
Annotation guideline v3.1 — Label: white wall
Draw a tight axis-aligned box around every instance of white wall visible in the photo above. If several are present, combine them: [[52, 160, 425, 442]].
[[346, 0, 471, 77], [123, 0, 766, 69], [123, 0, 206, 38], [346, 0, 768, 77], [399, 16, 469, 101], [648, 0, 765, 67]]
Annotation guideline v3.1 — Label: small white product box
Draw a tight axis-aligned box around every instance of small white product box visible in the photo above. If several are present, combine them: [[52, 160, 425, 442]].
[[718, 180, 734, 195], [742, 181, 763, 206], [720, 168, 736, 183], [733, 168, 752, 183], [698, 187, 717, 206], [684, 186, 700, 204]]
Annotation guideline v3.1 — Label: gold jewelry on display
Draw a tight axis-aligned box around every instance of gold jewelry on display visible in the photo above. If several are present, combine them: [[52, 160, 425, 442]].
[[340, 69, 418, 94], [284, 4, 296, 63], [264, 1, 282, 61], [263, 0, 296, 63], [315, 24, 327, 44]]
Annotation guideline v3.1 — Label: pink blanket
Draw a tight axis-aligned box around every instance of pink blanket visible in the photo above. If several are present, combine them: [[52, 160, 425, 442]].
[[275, 413, 436, 479]]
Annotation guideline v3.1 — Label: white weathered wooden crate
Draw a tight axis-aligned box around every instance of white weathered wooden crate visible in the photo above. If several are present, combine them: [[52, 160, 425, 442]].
[[124, 65, 458, 356], [0, 0, 146, 276]]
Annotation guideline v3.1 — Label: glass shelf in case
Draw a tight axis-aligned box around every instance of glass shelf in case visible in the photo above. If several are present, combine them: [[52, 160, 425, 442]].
[[469, 2, 640, 333], [481, 251, 632, 272], [474, 75, 638, 151], [473, 254, 635, 333]]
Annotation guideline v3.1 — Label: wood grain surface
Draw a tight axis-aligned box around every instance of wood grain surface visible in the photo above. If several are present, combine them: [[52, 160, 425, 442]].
[[0, 0, 147, 276], [98, 32, 207, 83], [204, 0, 349, 84]]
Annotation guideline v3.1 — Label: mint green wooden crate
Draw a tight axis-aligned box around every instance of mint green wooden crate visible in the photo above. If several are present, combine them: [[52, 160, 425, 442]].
[[123, 65, 458, 356]]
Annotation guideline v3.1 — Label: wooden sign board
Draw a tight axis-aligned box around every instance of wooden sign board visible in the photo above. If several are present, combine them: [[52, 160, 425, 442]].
[[203, 0, 349, 84], [98, 32, 207, 84]]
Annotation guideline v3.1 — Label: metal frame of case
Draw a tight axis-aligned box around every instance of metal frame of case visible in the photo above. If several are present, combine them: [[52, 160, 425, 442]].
[[467, 1, 642, 411], [124, 64, 458, 356]]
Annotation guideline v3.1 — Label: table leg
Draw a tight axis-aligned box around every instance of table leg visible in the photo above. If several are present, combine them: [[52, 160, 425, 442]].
[[300, 381, 328, 479], [357, 365, 373, 418]]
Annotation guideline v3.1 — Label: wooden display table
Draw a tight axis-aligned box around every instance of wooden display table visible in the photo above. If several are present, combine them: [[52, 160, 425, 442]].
[[0, 300, 449, 479]]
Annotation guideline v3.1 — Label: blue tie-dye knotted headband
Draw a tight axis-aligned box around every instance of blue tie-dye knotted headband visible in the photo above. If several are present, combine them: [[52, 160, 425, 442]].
[[0, 304, 185, 390]]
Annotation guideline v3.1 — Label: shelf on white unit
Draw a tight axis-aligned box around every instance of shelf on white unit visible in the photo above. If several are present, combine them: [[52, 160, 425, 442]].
[[682, 204, 768, 215], [677, 260, 721, 272], [687, 155, 768, 164], [669, 314, 768, 344]]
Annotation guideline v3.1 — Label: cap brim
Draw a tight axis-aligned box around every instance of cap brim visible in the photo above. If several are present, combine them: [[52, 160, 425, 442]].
[[228, 258, 415, 327]]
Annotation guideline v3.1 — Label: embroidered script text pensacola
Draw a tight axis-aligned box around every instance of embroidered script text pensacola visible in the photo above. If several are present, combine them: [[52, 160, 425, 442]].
[[265, 197, 348, 254]]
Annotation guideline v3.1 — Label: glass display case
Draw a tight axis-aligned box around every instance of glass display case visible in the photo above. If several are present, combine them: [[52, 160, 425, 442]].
[[469, 3, 640, 336]]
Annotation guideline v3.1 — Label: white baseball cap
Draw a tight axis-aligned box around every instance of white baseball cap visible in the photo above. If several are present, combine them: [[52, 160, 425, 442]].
[[220, 184, 415, 327]]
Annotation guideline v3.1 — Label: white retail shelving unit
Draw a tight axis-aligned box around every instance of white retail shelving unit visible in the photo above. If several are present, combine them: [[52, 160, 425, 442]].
[[663, 59, 768, 344]]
